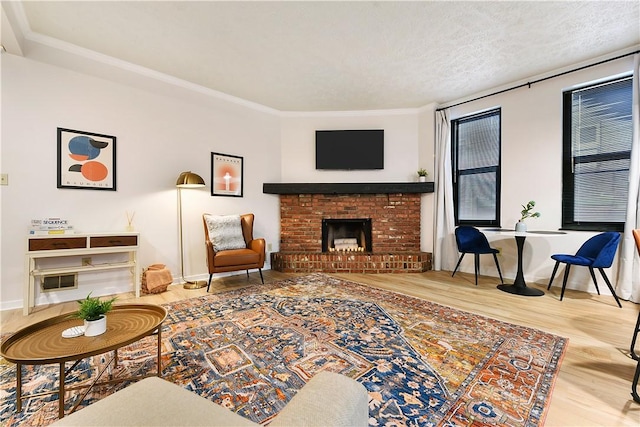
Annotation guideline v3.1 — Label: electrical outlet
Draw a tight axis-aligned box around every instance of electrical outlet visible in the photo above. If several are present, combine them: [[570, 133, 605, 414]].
[[267, 243, 273, 252], [0, 174, 8, 186], [82, 257, 92, 266]]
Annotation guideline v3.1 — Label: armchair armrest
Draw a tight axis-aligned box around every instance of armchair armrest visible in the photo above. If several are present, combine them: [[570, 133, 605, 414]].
[[204, 239, 216, 269], [249, 238, 266, 266]]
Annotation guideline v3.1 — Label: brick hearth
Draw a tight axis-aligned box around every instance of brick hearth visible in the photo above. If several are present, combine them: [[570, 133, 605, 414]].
[[271, 251, 431, 273], [269, 191, 432, 273]]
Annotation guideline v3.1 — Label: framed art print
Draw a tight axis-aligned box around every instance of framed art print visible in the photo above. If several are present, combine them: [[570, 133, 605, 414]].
[[211, 152, 243, 197], [57, 128, 116, 191]]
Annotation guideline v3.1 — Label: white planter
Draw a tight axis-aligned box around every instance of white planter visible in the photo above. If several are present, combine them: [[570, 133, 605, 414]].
[[418, 176, 427, 182], [84, 315, 107, 336], [515, 221, 527, 232]]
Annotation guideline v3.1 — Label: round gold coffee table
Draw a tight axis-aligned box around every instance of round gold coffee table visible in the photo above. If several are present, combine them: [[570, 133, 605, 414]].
[[1, 304, 167, 419]]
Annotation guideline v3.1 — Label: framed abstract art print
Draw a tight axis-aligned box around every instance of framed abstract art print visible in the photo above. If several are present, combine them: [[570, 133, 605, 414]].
[[57, 127, 116, 191], [211, 152, 243, 197]]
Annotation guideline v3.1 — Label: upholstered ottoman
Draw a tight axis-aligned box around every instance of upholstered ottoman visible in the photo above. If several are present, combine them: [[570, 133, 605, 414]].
[[51, 372, 369, 426]]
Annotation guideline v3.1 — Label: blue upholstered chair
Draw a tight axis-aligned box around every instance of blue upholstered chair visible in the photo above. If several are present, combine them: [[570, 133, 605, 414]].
[[546, 232, 622, 308], [452, 226, 504, 286]]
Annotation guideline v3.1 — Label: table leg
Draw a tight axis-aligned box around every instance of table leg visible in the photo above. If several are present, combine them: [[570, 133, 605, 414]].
[[106, 351, 113, 380], [16, 363, 22, 412], [59, 362, 66, 418], [157, 325, 162, 377], [24, 257, 36, 315], [497, 235, 545, 296]]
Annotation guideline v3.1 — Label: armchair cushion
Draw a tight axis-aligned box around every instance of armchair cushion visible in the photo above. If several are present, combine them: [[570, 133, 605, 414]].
[[213, 248, 261, 267], [204, 214, 247, 251]]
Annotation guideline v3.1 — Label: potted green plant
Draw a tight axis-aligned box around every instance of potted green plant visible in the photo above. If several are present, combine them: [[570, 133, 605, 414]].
[[417, 168, 428, 182], [75, 293, 117, 336], [516, 200, 541, 232]]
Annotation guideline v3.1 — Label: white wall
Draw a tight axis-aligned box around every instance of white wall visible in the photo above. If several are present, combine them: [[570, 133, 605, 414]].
[[418, 105, 437, 253], [280, 110, 429, 182], [448, 55, 635, 293], [1, 54, 281, 310]]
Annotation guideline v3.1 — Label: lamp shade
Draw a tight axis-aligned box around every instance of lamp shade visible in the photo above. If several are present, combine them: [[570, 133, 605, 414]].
[[176, 171, 205, 188]]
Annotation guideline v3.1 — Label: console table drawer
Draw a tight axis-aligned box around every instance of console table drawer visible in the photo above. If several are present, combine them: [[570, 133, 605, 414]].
[[28, 237, 86, 251], [90, 236, 138, 248]]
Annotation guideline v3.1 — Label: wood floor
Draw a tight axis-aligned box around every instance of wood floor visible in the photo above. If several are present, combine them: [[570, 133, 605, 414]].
[[2, 270, 639, 426]]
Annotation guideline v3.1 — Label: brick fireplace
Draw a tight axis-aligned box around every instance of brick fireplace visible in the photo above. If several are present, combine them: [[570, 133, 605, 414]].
[[264, 182, 433, 273]]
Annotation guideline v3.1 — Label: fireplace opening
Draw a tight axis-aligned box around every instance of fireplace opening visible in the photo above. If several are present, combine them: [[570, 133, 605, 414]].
[[322, 218, 372, 252]]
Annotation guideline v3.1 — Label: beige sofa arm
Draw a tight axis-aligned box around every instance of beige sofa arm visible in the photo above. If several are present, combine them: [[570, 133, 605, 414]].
[[270, 371, 369, 427], [51, 373, 368, 427], [51, 376, 256, 426]]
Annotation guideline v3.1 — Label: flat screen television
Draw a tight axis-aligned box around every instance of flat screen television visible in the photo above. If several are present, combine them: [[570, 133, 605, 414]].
[[315, 129, 384, 170]]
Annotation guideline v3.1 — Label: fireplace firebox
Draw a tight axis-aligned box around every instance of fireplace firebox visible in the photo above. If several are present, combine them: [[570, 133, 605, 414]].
[[322, 218, 372, 252]]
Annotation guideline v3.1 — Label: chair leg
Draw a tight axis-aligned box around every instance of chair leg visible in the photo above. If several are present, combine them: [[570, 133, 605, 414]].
[[560, 264, 571, 301], [492, 253, 504, 284], [631, 311, 640, 361], [206, 274, 213, 293], [474, 253, 479, 286], [452, 254, 465, 277], [597, 268, 622, 308], [258, 268, 264, 284], [632, 358, 640, 404], [547, 261, 560, 290], [588, 267, 601, 295], [246, 270, 250, 279]]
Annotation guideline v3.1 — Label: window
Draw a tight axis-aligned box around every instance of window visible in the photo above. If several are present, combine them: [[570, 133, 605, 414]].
[[562, 76, 633, 231], [452, 108, 501, 226]]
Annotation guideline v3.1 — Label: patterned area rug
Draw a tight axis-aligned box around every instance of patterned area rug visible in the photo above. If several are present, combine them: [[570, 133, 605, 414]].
[[1, 274, 567, 426]]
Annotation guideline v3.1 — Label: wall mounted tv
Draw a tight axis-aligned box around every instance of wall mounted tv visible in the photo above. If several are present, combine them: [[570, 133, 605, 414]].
[[315, 129, 384, 170]]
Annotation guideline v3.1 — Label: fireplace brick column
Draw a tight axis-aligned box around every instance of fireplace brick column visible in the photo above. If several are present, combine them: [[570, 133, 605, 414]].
[[280, 193, 421, 252], [273, 193, 431, 273]]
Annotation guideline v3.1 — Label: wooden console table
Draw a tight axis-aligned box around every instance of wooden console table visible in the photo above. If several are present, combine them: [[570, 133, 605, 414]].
[[24, 232, 140, 315]]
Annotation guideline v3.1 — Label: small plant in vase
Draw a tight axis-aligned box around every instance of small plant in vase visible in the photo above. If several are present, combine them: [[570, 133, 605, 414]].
[[75, 293, 117, 336], [417, 168, 428, 182], [516, 200, 541, 232]]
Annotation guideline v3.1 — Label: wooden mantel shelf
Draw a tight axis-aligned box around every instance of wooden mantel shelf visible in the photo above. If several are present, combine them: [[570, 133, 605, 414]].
[[263, 182, 434, 195]]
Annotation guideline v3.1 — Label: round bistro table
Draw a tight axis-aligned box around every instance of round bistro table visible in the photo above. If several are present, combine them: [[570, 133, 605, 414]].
[[485, 229, 567, 297], [0, 304, 167, 419]]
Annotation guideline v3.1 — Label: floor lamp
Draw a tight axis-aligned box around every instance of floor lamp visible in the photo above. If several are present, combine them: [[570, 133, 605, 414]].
[[176, 171, 207, 289]]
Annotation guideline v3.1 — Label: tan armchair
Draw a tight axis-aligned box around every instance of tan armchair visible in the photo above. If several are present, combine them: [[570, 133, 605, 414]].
[[203, 213, 265, 291]]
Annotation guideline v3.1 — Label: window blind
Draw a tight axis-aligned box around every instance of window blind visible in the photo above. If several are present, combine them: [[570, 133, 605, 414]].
[[453, 109, 501, 224], [569, 77, 632, 226]]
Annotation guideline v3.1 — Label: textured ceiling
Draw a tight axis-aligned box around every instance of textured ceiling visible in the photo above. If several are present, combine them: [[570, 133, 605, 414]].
[[12, 1, 640, 111]]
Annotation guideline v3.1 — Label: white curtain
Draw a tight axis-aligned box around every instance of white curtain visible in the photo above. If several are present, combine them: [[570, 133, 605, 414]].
[[617, 53, 640, 304], [433, 109, 459, 271]]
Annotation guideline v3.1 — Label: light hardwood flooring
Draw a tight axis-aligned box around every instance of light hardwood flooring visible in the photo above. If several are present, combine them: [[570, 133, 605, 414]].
[[2, 270, 639, 426]]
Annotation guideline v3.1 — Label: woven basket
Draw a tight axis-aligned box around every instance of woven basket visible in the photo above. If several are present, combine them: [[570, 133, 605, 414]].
[[141, 264, 172, 294]]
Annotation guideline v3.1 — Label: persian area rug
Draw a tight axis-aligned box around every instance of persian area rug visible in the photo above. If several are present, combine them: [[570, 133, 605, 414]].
[[1, 274, 567, 426]]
